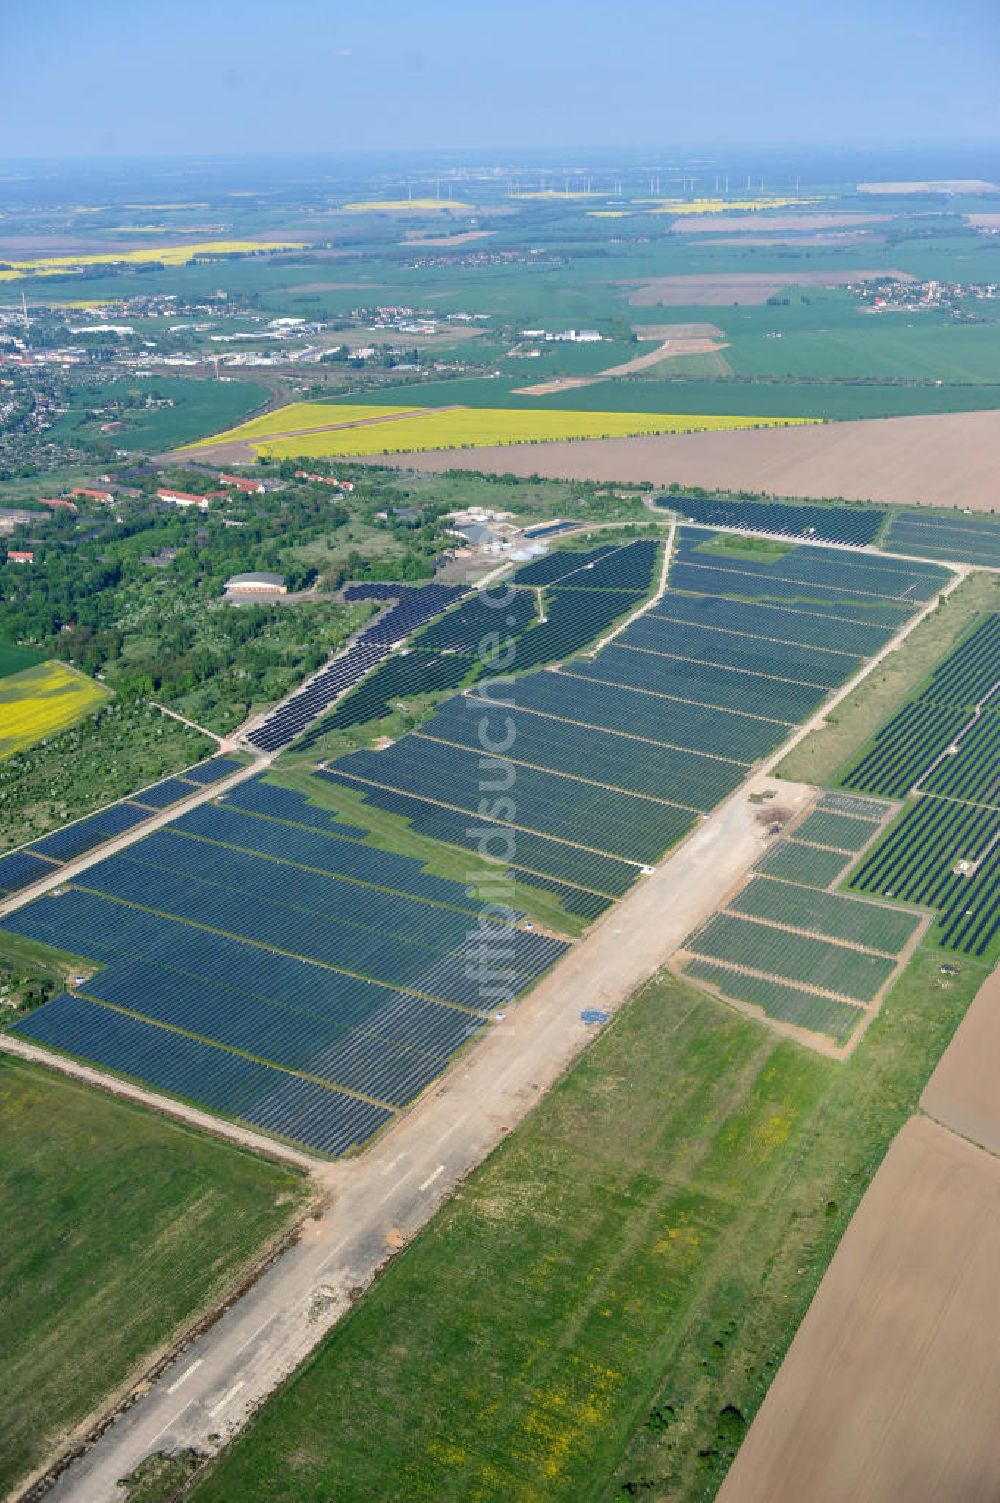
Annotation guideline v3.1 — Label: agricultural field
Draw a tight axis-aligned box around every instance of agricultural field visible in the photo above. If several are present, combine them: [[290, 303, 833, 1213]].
[[0, 660, 109, 759], [0, 239, 304, 280], [47, 376, 270, 453], [196, 402, 817, 461], [715, 1115, 1000, 1503], [0, 1054, 306, 1498], [183, 947, 984, 1503]]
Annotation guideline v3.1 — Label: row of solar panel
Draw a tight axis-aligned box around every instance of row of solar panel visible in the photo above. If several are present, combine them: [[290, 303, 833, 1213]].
[[247, 582, 466, 752]]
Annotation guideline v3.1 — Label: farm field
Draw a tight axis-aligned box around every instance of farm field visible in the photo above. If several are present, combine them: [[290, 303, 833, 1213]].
[[47, 376, 270, 453], [197, 402, 816, 461], [0, 1054, 305, 1499], [922, 963, 1000, 1157], [381, 407, 1000, 510], [716, 1115, 1000, 1503], [183, 946, 982, 1503], [0, 239, 304, 279], [320, 372, 1000, 421], [0, 660, 109, 759]]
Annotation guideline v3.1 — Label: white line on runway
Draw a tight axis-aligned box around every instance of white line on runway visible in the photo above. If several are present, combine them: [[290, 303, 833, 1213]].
[[146, 1401, 193, 1450], [419, 1165, 445, 1192], [232, 1312, 277, 1359], [380, 1152, 406, 1176], [317, 1235, 349, 1272], [435, 1112, 469, 1146], [166, 1359, 203, 1395], [208, 1381, 245, 1418], [379, 1177, 409, 1205]]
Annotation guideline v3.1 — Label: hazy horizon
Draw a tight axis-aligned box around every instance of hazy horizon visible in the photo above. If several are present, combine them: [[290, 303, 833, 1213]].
[[4, 0, 998, 160]]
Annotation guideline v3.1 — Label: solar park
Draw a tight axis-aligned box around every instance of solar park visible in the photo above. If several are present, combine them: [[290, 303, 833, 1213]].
[[1, 531, 955, 1150]]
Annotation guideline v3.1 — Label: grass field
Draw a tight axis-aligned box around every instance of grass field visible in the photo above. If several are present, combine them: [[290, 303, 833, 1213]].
[[0, 240, 304, 280], [775, 570, 1000, 787], [47, 377, 270, 453], [0, 699, 212, 852], [0, 661, 110, 759], [341, 199, 476, 212], [0, 642, 45, 679], [0, 1055, 307, 1497], [185, 948, 981, 1503]]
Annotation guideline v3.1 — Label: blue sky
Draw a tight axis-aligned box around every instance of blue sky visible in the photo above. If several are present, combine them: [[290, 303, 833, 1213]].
[[3, 0, 998, 158]]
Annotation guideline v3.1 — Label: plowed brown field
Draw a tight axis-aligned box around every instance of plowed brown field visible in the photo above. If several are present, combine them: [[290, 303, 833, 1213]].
[[717, 1114, 1000, 1503], [372, 407, 1000, 510]]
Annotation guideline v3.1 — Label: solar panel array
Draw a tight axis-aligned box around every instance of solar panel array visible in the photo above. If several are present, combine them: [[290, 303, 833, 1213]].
[[246, 583, 466, 753], [328, 531, 932, 918], [0, 757, 247, 894], [5, 782, 568, 1156], [305, 540, 663, 741], [884, 510, 1000, 568], [659, 495, 886, 547]]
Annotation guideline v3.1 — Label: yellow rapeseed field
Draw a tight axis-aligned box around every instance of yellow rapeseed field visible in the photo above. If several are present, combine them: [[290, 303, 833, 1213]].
[[0, 662, 110, 759], [643, 195, 820, 215], [246, 405, 818, 459], [187, 402, 423, 449], [341, 199, 475, 212], [0, 241, 304, 281]]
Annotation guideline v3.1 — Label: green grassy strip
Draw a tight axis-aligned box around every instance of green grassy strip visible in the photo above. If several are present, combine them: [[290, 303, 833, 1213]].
[[183, 947, 984, 1503]]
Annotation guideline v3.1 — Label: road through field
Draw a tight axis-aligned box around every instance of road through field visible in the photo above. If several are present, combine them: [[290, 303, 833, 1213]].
[[37, 765, 813, 1503], [18, 544, 963, 1501]]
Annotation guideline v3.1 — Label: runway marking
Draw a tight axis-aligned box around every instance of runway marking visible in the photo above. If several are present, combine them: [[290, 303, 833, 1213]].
[[232, 1313, 276, 1359], [435, 1112, 469, 1146], [379, 1176, 409, 1205], [146, 1401, 193, 1450], [380, 1152, 406, 1176], [208, 1380, 245, 1418], [166, 1358, 203, 1395], [317, 1235, 349, 1272], [419, 1164, 445, 1192]]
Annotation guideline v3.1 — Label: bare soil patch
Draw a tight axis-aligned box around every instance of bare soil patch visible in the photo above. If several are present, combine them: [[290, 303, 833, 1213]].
[[717, 1114, 1000, 1503], [374, 408, 1000, 510], [512, 331, 729, 394], [619, 268, 914, 305], [921, 965, 1000, 1155], [670, 212, 886, 234]]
